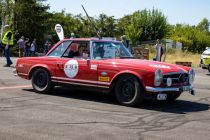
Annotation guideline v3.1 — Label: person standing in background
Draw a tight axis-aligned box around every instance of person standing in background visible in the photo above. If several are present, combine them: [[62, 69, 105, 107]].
[[47, 42, 52, 52], [17, 36, 25, 57], [1, 25, 14, 67], [24, 38, 30, 56], [120, 35, 132, 53], [30, 38, 37, 56], [154, 39, 164, 62], [44, 40, 49, 54], [70, 32, 75, 39]]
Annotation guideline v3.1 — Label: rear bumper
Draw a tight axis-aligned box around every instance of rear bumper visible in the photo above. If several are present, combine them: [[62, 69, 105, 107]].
[[146, 85, 193, 93]]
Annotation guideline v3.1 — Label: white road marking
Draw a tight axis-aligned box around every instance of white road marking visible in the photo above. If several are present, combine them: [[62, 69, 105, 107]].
[[0, 85, 32, 90]]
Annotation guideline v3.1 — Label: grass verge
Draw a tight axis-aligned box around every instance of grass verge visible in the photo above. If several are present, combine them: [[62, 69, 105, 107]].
[[148, 47, 200, 68]]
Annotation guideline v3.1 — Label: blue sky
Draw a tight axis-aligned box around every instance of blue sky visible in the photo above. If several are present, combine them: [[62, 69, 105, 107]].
[[46, 0, 210, 25]]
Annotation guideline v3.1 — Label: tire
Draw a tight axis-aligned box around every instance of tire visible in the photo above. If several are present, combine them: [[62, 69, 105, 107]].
[[201, 66, 206, 69], [115, 75, 144, 106], [31, 68, 54, 94], [208, 65, 210, 74], [166, 92, 181, 102]]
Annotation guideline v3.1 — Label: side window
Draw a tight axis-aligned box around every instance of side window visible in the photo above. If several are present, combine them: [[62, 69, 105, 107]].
[[93, 42, 116, 59], [48, 41, 71, 57], [92, 42, 132, 59], [92, 43, 105, 59], [63, 42, 90, 59], [103, 43, 116, 58]]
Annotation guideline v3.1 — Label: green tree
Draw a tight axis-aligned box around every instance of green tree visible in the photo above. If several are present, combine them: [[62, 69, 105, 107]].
[[197, 18, 209, 32], [96, 14, 116, 37], [134, 9, 168, 41], [46, 11, 97, 39], [116, 9, 168, 46], [125, 23, 142, 47], [116, 15, 132, 37], [15, 0, 50, 47], [170, 24, 210, 53], [47, 11, 76, 38], [76, 14, 98, 37], [0, 0, 14, 25]]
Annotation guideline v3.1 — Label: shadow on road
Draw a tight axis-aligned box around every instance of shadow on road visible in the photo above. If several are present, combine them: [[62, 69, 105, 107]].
[[141, 100, 209, 114], [23, 86, 209, 114]]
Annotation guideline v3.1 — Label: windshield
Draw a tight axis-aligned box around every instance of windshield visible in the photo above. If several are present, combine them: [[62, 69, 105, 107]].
[[48, 41, 71, 57], [92, 41, 133, 59]]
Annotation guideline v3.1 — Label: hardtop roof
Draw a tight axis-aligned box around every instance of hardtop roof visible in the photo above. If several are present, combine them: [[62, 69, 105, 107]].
[[63, 37, 121, 43]]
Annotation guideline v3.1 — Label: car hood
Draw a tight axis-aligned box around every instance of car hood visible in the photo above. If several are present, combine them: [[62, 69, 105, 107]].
[[104, 59, 190, 74], [203, 49, 210, 55], [201, 49, 210, 58], [201, 54, 210, 59]]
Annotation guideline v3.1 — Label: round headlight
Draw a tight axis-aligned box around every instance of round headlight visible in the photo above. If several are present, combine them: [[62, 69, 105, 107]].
[[189, 69, 195, 85], [154, 69, 163, 86]]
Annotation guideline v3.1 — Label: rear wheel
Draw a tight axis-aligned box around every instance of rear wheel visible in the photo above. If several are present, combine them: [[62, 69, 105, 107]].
[[115, 75, 144, 106], [31, 68, 54, 94]]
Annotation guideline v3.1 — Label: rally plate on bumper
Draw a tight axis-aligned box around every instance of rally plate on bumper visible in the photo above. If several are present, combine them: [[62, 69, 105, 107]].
[[157, 94, 167, 100], [182, 86, 191, 91]]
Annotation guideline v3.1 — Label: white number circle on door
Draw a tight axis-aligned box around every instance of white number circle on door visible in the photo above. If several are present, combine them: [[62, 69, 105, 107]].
[[64, 60, 79, 78]]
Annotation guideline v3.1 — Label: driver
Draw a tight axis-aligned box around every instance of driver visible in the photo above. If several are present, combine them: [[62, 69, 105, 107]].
[[68, 44, 80, 58]]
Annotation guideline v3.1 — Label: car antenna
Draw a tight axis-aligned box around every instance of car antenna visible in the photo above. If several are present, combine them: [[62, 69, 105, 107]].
[[81, 5, 102, 40]]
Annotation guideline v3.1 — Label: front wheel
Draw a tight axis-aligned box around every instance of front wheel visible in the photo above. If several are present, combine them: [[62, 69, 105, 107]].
[[208, 65, 210, 74], [115, 75, 144, 106], [31, 68, 54, 94]]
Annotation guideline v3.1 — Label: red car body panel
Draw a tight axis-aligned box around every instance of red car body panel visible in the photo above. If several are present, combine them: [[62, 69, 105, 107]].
[[16, 57, 190, 87]]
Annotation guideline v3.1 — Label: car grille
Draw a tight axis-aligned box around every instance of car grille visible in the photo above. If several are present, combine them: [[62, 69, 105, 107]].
[[163, 73, 189, 85]]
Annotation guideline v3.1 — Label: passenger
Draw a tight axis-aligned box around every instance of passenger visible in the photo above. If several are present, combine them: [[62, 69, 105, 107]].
[[82, 49, 89, 59]]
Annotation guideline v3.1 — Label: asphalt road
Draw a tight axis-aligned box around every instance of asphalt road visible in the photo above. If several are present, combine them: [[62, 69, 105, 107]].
[[0, 57, 210, 140]]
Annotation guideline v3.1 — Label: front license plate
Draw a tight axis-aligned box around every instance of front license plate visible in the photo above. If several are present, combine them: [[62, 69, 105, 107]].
[[182, 86, 191, 91], [157, 94, 167, 100]]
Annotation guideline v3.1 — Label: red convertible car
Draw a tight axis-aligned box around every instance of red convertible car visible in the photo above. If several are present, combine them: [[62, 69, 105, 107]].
[[15, 38, 195, 106]]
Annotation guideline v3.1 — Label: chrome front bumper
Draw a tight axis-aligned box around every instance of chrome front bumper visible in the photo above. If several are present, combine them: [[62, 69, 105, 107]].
[[146, 85, 194, 93]]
